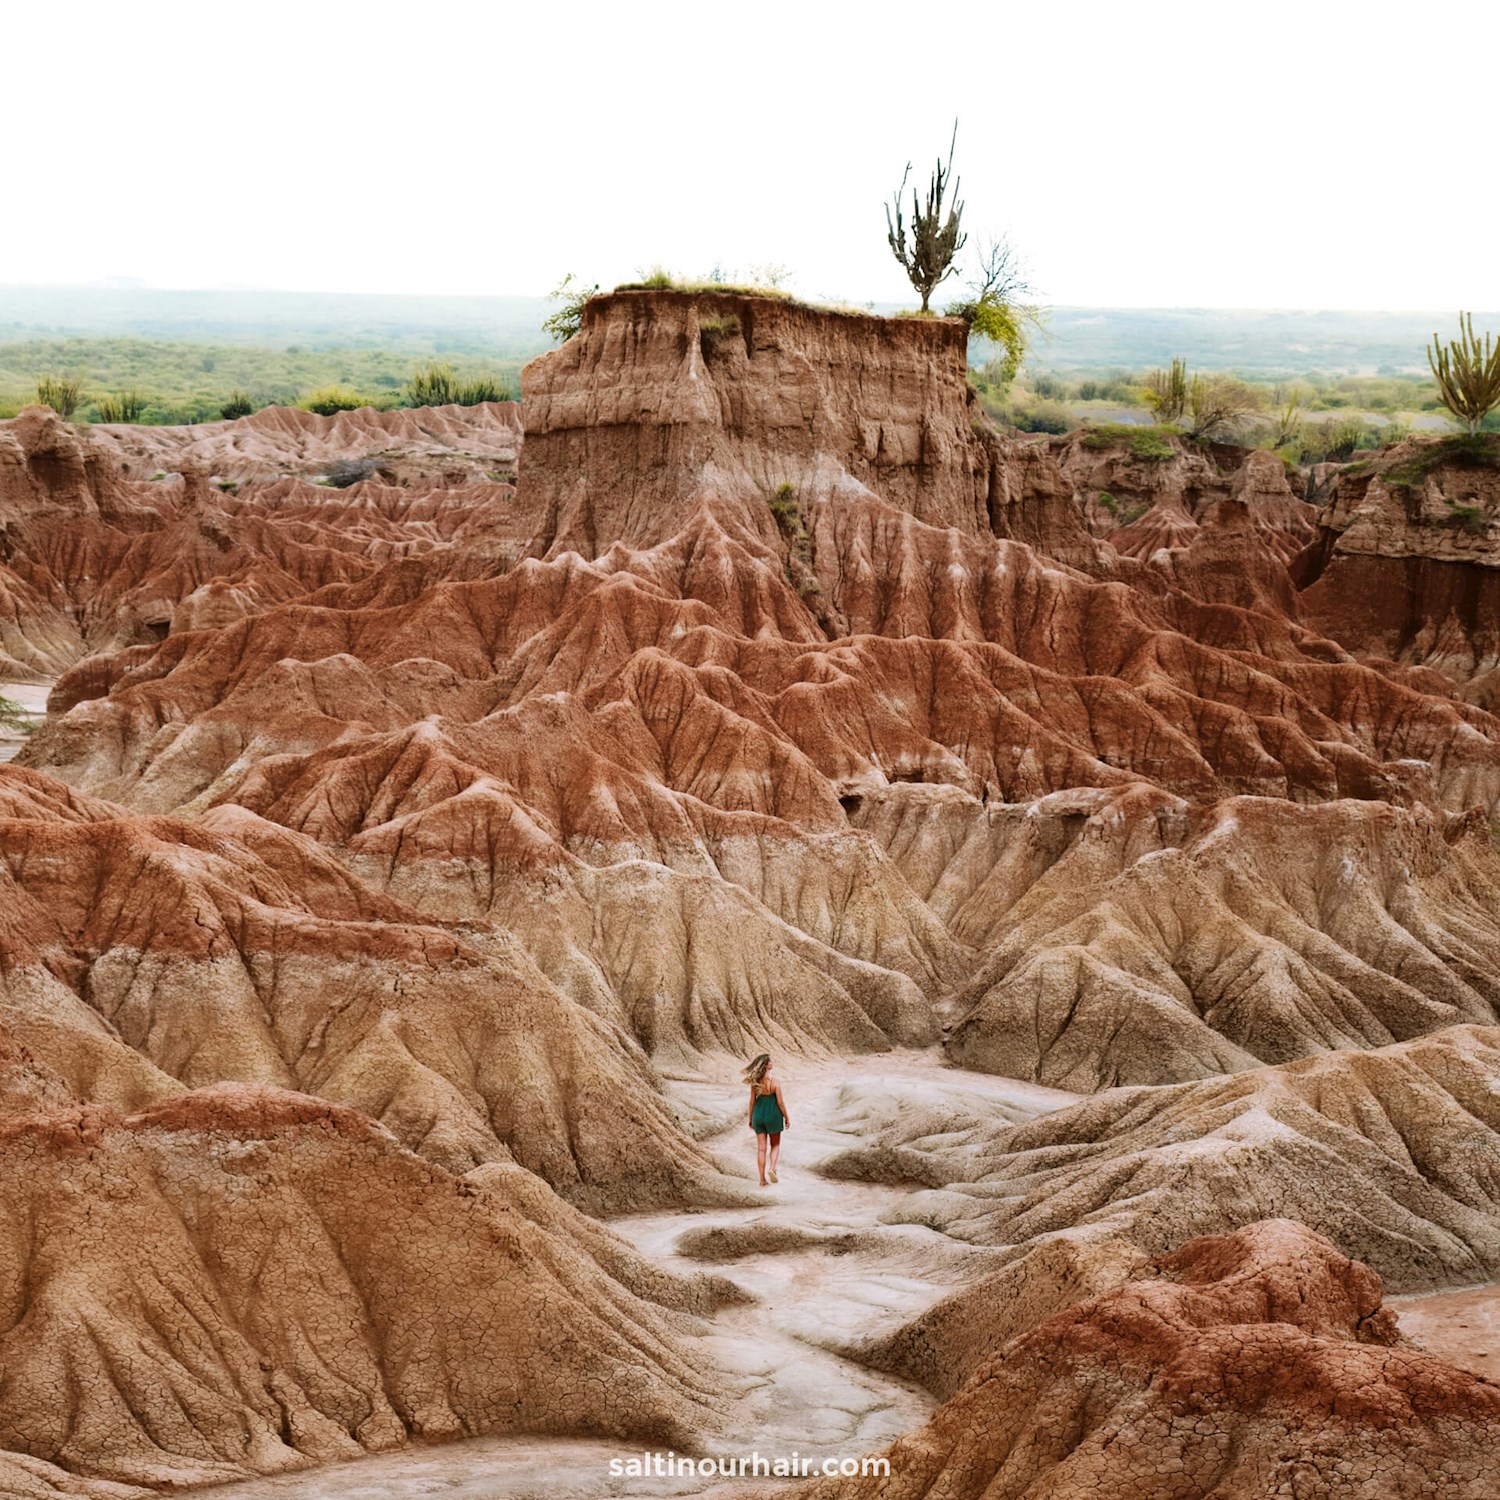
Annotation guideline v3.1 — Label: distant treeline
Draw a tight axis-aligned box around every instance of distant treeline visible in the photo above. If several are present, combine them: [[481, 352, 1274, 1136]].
[[0, 340, 525, 423], [1032, 307, 1500, 378]]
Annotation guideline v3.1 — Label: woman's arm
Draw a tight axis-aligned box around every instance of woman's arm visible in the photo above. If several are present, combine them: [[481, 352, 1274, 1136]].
[[748, 1085, 756, 1129], [774, 1080, 790, 1127]]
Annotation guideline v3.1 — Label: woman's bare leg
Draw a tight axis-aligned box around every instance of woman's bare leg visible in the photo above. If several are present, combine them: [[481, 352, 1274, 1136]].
[[768, 1131, 782, 1181], [756, 1133, 769, 1185]]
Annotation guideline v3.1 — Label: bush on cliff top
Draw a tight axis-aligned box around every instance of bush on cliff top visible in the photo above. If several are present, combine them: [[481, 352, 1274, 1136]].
[[403, 362, 516, 408], [608, 269, 871, 319], [91, 390, 146, 424], [1080, 423, 1178, 459], [301, 386, 374, 416]]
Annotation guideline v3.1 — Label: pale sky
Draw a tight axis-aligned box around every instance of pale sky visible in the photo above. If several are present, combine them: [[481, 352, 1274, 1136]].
[[6, 0, 1494, 309]]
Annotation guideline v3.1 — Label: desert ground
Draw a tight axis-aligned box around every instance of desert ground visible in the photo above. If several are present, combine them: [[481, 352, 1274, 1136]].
[[2, 289, 1499, 1499]]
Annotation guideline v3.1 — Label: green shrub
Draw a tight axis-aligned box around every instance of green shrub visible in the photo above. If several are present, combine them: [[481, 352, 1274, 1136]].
[[403, 363, 515, 408], [1082, 422, 1141, 448], [764, 483, 827, 611], [455, 376, 516, 404], [768, 481, 800, 525], [404, 364, 458, 406], [0, 694, 35, 735], [34, 374, 84, 418], [1081, 423, 1177, 459], [92, 390, 145, 423], [542, 273, 600, 343], [220, 391, 254, 420], [302, 386, 370, 416], [1129, 429, 1175, 460], [699, 314, 741, 358], [1098, 492, 1149, 524], [1301, 413, 1374, 463], [1007, 399, 1074, 434], [1381, 434, 1499, 493], [1449, 503, 1488, 535]]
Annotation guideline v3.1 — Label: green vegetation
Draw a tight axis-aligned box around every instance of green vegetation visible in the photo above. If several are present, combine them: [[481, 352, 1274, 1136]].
[[542, 273, 599, 344], [1270, 384, 1307, 447], [1082, 424, 1178, 460], [1448, 503, 1489, 535], [1144, 359, 1188, 424], [1098, 492, 1149, 523], [1006, 398, 1074, 435], [0, 342, 528, 426], [1383, 433, 1500, 493], [1428, 313, 1500, 434], [946, 238, 1037, 385], [34, 374, 83, 418], [1187, 373, 1262, 440], [92, 389, 145, 423], [698, 314, 741, 358], [886, 121, 965, 312], [988, 356, 1446, 459], [0, 332, 527, 423], [768, 480, 802, 529], [0, 695, 34, 736], [613, 273, 796, 300], [766, 482, 824, 608], [403, 362, 515, 407], [301, 385, 370, 416]]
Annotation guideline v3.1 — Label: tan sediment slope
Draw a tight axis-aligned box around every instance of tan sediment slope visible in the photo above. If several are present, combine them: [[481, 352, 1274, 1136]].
[[0, 765, 733, 1209], [862, 786, 1500, 1088], [0, 1084, 731, 1491], [833, 1025, 1500, 1290], [82, 399, 522, 482]]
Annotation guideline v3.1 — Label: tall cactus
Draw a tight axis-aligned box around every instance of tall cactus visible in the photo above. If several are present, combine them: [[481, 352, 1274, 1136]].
[[1144, 358, 1189, 425], [886, 122, 967, 312], [1428, 313, 1500, 435]]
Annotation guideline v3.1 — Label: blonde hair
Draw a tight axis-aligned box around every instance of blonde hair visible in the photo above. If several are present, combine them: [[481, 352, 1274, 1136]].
[[741, 1053, 771, 1087]]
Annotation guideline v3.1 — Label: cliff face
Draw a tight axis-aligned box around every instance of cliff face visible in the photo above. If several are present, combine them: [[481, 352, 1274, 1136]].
[[1295, 435, 1500, 702], [521, 289, 1052, 555]]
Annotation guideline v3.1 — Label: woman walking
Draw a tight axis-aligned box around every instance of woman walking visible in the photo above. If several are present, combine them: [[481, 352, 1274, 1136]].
[[743, 1052, 790, 1186]]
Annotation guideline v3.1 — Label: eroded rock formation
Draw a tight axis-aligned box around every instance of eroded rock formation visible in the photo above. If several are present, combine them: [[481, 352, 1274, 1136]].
[[2, 293, 1499, 1496], [792, 1221, 1500, 1500], [1295, 434, 1500, 704], [0, 1084, 731, 1490]]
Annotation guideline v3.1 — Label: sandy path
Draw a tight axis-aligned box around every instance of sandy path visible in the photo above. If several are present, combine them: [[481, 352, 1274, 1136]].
[[1392, 1282, 1500, 1382], [197, 1050, 1072, 1499]]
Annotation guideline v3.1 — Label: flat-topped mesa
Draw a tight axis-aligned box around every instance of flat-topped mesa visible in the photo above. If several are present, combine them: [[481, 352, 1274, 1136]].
[[521, 289, 1071, 556]]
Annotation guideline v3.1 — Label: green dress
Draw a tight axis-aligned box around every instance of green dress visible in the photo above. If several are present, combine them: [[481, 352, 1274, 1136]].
[[751, 1086, 785, 1134]]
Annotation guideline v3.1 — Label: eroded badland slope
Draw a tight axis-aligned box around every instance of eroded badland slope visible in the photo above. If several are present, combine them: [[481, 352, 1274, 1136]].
[[1, 289, 1498, 1497]]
